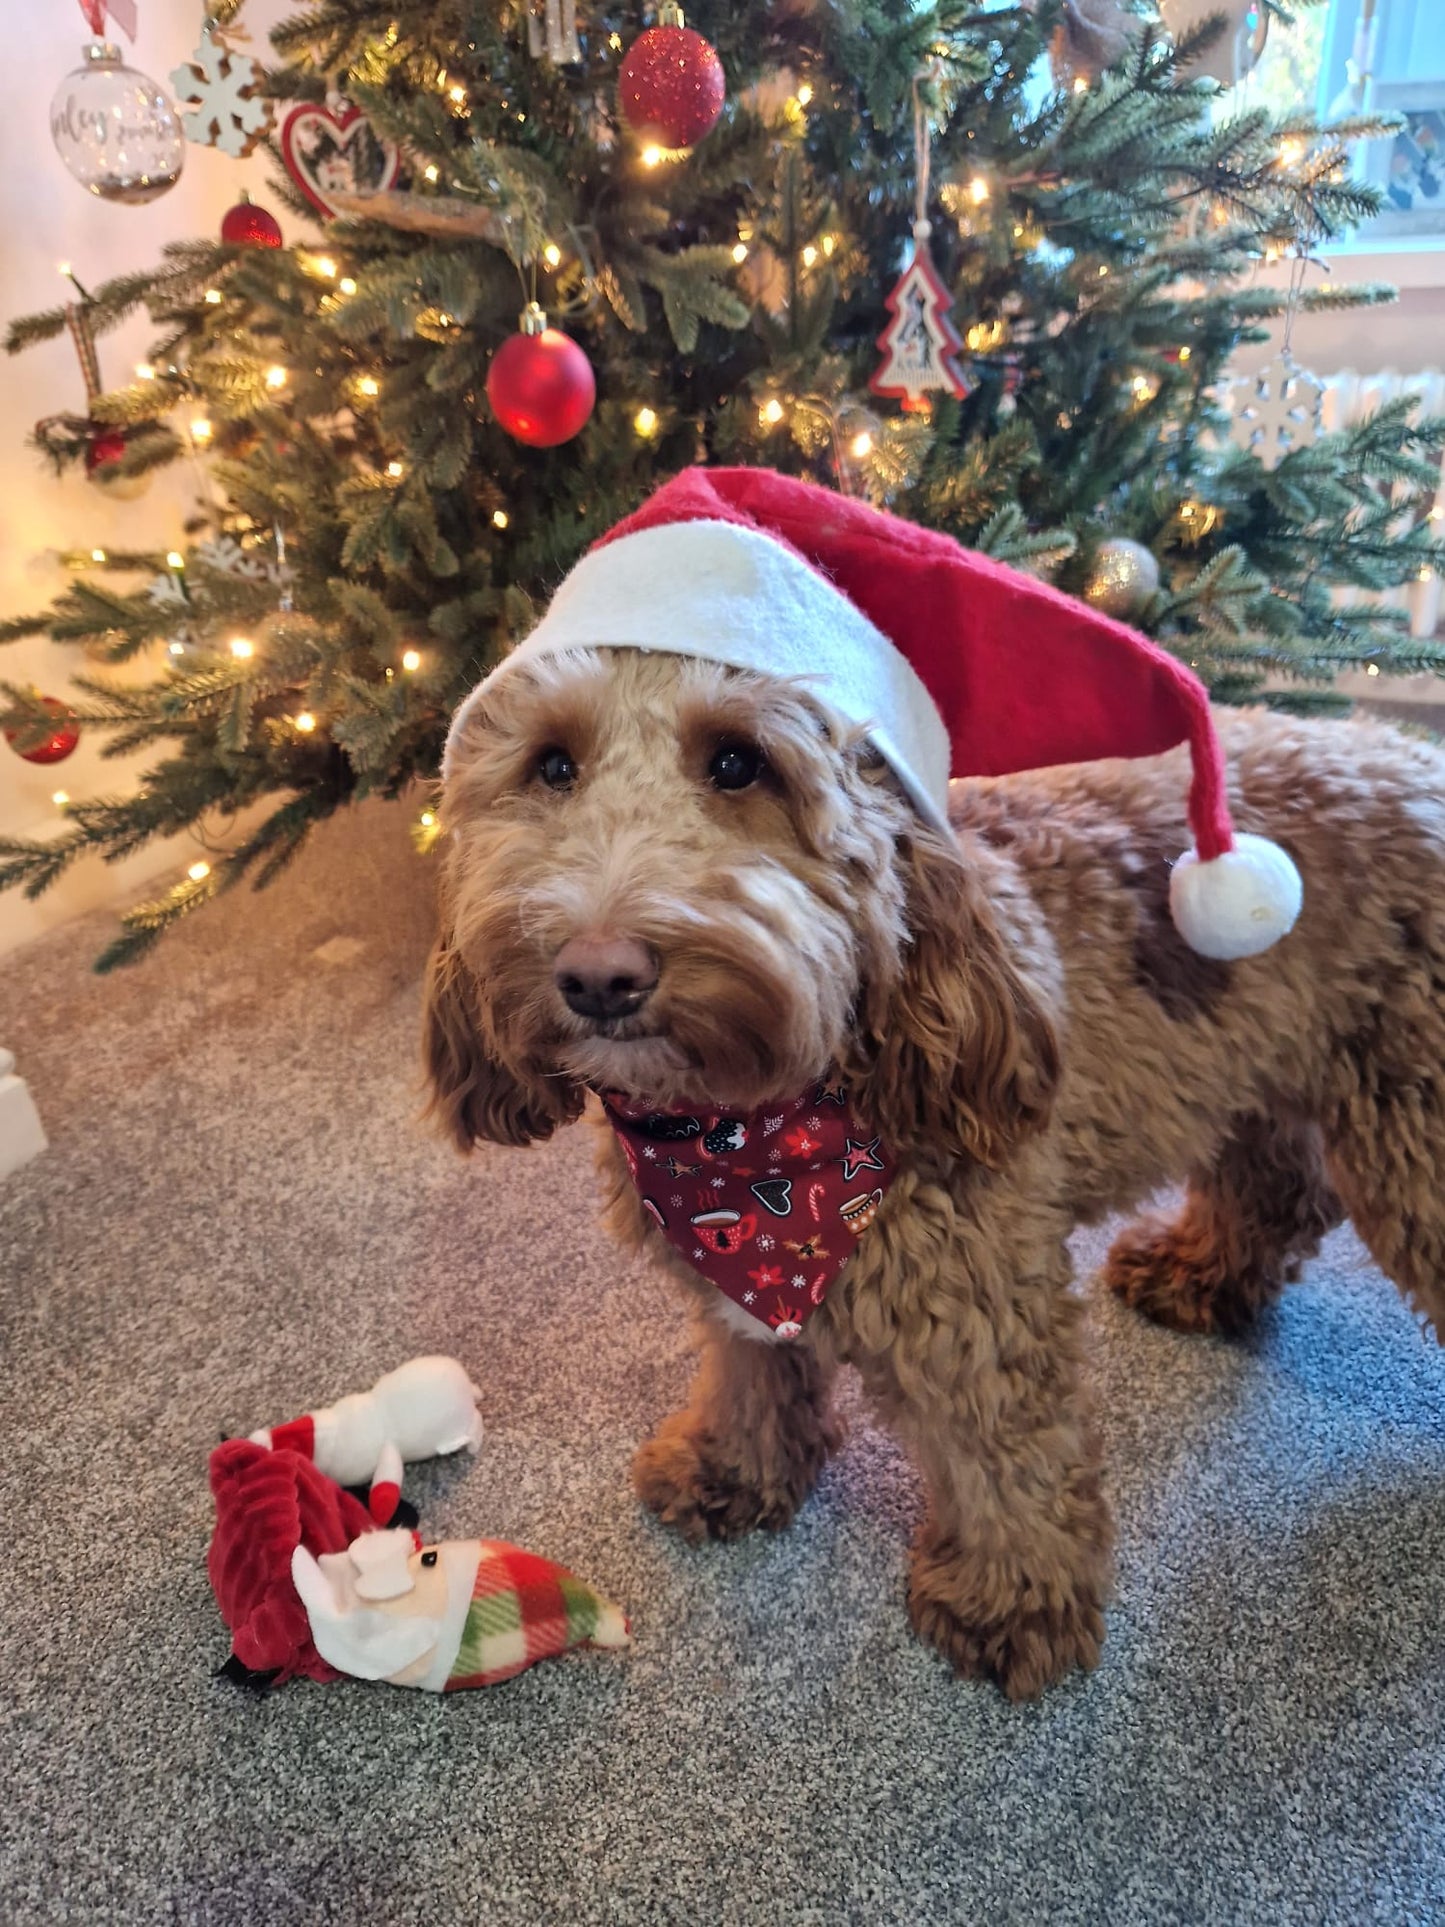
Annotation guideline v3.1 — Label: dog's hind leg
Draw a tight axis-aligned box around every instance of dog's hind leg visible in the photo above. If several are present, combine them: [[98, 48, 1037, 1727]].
[[632, 1322, 843, 1542], [1104, 1113, 1342, 1336]]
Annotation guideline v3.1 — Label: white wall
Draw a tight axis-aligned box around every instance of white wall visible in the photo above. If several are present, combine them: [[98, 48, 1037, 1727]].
[[0, 0, 290, 959]]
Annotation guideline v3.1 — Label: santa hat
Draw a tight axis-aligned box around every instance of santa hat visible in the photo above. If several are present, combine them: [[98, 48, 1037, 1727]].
[[445, 467, 1302, 961]]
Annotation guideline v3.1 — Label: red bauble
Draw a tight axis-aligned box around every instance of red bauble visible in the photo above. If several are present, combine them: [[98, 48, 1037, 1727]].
[[221, 198, 283, 248], [619, 24, 725, 149], [486, 318, 596, 448], [84, 429, 127, 474], [5, 696, 80, 766]]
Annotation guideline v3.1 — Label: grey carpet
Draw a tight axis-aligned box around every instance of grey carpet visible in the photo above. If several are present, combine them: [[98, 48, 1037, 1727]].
[[2, 801, 1443, 1927]]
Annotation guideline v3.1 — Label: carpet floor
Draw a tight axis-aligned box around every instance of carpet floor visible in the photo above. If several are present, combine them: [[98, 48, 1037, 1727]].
[[2, 801, 1443, 1927]]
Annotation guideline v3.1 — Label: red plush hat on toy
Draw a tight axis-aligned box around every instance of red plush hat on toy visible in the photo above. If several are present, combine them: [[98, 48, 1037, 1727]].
[[444, 466, 1302, 962]]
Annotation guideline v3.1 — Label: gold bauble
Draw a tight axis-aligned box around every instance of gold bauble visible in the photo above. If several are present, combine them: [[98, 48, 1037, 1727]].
[[1084, 537, 1160, 618]]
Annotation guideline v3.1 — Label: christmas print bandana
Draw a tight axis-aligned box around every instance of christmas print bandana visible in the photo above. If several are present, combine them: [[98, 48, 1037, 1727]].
[[600, 1083, 894, 1337]]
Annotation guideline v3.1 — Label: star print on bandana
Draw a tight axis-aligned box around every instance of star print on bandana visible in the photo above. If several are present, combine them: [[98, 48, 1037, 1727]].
[[840, 1136, 886, 1184], [601, 1085, 895, 1337]]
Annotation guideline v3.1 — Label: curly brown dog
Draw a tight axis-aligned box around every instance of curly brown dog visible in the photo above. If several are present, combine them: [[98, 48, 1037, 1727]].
[[425, 646, 1445, 1698]]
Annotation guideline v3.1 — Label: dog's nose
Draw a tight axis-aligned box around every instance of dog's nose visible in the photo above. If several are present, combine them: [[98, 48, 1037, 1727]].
[[553, 933, 659, 1022]]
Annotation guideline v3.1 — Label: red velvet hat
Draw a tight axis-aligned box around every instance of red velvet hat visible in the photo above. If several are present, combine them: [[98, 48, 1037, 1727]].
[[445, 467, 1301, 960]]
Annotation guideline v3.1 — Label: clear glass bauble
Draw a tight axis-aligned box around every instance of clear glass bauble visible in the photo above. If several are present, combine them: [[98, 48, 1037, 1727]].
[[50, 42, 184, 204]]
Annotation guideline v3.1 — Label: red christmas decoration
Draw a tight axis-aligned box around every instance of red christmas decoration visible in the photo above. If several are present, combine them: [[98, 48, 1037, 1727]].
[[5, 696, 80, 766], [220, 195, 283, 247], [870, 227, 968, 413], [84, 429, 128, 474], [618, 3, 724, 150], [486, 305, 596, 448]]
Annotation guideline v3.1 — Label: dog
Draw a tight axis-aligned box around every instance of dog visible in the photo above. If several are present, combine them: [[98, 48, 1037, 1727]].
[[424, 643, 1445, 1698]]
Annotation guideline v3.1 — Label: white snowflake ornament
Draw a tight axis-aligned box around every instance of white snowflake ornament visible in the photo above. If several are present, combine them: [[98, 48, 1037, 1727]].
[[1225, 353, 1324, 468], [170, 29, 272, 161]]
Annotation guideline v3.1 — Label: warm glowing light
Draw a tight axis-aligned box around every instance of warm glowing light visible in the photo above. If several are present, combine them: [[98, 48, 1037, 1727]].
[[264, 365, 288, 390], [543, 242, 562, 268], [732, 241, 749, 263], [91, 548, 106, 563], [402, 648, 422, 671], [1277, 137, 1306, 167], [1178, 345, 1192, 362], [338, 276, 358, 295], [357, 376, 380, 398], [169, 641, 185, 656], [796, 83, 813, 105], [135, 362, 155, 381], [968, 176, 989, 206], [634, 406, 659, 436], [849, 430, 873, 459], [230, 637, 254, 659], [1131, 375, 1153, 401], [187, 861, 210, 881], [1420, 567, 1435, 583], [191, 418, 213, 444], [424, 164, 440, 183], [449, 84, 467, 104], [420, 810, 436, 827], [760, 397, 785, 426], [314, 256, 337, 279], [608, 31, 623, 49], [1073, 75, 1088, 95], [492, 509, 510, 529], [1097, 264, 1109, 277], [166, 552, 184, 570], [52, 791, 69, 808], [295, 711, 316, 732], [386, 460, 404, 477], [821, 234, 836, 257], [204, 288, 223, 305], [1366, 662, 1381, 675], [641, 145, 664, 167], [57, 261, 72, 278], [802, 244, 818, 267], [1431, 507, 1443, 522]]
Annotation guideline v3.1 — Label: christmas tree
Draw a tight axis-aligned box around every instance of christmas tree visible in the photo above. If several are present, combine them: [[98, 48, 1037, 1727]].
[[4, 0, 1443, 968]]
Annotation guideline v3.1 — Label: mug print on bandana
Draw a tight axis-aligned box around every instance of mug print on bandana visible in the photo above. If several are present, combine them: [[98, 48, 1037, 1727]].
[[601, 1084, 895, 1336]]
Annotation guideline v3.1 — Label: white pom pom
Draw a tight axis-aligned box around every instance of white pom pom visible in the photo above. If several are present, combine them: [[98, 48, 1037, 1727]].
[[1169, 833, 1302, 961]]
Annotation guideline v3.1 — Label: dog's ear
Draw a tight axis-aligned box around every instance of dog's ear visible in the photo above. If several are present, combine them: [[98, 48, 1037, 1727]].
[[852, 823, 1059, 1170], [421, 934, 581, 1151]]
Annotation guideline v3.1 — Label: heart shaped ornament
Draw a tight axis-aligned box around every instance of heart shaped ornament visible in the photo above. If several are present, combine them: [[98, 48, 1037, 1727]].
[[279, 99, 399, 219]]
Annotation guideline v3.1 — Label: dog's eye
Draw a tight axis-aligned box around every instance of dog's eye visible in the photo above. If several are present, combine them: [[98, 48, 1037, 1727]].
[[708, 741, 765, 792], [536, 746, 577, 791], [420, 1549, 438, 1569]]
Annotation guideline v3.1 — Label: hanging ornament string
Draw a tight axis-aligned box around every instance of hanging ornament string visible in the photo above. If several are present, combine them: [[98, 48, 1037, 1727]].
[[871, 64, 968, 411], [65, 302, 103, 404], [78, 0, 138, 40]]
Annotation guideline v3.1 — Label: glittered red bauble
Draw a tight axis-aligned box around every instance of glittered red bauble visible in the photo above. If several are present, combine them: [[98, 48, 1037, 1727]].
[[220, 199, 283, 247], [619, 25, 725, 149], [4, 696, 80, 766], [84, 429, 127, 474], [486, 329, 596, 448]]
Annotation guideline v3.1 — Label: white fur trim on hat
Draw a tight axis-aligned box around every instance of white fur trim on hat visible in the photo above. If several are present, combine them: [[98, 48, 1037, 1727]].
[[443, 518, 952, 829], [1169, 832, 1303, 961]]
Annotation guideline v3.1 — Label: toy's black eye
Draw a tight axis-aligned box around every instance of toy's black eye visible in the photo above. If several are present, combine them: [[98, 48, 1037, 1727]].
[[537, 746, 576, 790], [708, 741, 765, 791], [420, 1549, 438, 1569]]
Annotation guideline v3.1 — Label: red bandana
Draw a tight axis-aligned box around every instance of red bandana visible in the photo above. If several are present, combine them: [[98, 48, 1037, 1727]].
[[600, 1083, 894, 1337]]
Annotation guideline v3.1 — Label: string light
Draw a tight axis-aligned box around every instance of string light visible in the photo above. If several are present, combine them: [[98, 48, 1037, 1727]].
[[795, 83, 813, 105], [135, 362, 155, 381], [1420, 566, 1435, 583], [187, 861, 211, 881], [633, 406, 659, 437], [51, 791, 69, 809], [801, 244, 818, 267], [849, 430, 873, 459], [821, 235, 836, 257], [732, 242, 749, 263], [1178, 345, 1192, 363], [401, 648, 422, 672], [1131, 374, 1155, 403], [264, 365, 288, 390], [191, 418, 213, 444], [424, 164, 440, 183], [338, 276, 358, 296], [492, 508, 510, 529], [543, 242, 562, 268], [1097, 264, 1109, 278], [230, 637, 254, 659], [1366, 662, 1381, 675], [166, 551, 184, 568], [57, 260, 71, 278], [1277, 137, 1306, 168], [313, 256, 337, 279], [448, 84, 467, 105], [294, 711, 316, 732], [1073, 75, 1088, 95], [356, 376, 380, 398], [386, 460, 404, 477], [169, 641, 185, 656], [608, 31, 623, 48], [204, 288, 223, 305], [420, 809, 436, 828], [641, 145, 665, 167], [760, 398, 785, 426], [91, 548, 106, 563], [967, 176, 989, 206]]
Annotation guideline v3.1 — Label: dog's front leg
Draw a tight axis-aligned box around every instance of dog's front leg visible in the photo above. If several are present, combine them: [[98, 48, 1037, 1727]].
[[843, 1182, 1115, 1698], [632, 1316, 842, 1544]]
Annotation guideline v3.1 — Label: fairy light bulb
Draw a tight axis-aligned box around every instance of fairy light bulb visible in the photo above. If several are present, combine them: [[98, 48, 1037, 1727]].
[[543, 242, 562, 268], [641, 145, 665, 168], [420, 809, 436, 828], [338, 276, 358, 295], [795, 83, 813, 105], [386, 460, 404, 477], [204, 288, 223, 305], [264, 365, 288, 390], [760, 398, 784, 426], [314, 256, 337, 278], [230, 637, 253, 659], [801, 244, 818, 267], [187, 861, 210, 881], [424, 164, 440, 183], [633, 406, 659, 437], [135, 361, 155, 381], [295, 711, 316, 732], [166, 551, 184, 568], [401, 648, 422, 672], [492, 509, 510, 529], [168, 641, 185, 656], [191, 418, 213, 444], [967, 176, 989, 206], [91, 548, 106, 563], [849, 430, 873, 459], [357, 376, 380, 398], [52, 790, 69, 808]]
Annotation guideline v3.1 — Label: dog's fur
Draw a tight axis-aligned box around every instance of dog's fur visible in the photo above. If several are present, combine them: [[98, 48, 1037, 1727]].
[[427, 647, 1445, 1697]]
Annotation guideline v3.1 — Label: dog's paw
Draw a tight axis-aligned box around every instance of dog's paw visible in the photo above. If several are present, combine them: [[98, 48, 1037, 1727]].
[[632, 1415, 814, 1545], [1104, 1213, 1266, 1337], [907, 1541, 1106, 1700]]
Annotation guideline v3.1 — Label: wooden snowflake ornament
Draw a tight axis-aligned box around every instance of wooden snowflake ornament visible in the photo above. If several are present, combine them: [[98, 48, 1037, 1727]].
[[1227, 353, 1325, 468], [170, 27, 272, 160], [871, 224, 968, 412]]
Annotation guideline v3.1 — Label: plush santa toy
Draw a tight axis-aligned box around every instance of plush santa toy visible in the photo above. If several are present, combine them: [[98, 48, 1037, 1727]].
[[249, 1355, 483, 1525], [444, 467, 1302, 962]]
